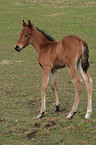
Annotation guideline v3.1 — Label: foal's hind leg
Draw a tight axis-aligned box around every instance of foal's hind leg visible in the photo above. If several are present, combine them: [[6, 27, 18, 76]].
[[51, 70, 60, 111], [67, 66, 82, 119], [79, 65, 93, 119]]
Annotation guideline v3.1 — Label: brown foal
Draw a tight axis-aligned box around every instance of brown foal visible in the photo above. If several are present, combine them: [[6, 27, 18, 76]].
[[14, 20, 93, 119]]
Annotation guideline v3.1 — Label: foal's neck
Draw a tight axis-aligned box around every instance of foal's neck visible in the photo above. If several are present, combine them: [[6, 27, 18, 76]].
[[31, 27, 54, 53]]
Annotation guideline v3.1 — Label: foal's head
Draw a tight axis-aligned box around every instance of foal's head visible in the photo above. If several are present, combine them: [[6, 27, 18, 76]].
[[14, 20, 33, 52]]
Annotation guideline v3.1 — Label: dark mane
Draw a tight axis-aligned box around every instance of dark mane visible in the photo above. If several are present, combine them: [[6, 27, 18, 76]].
[[36, 27, 55, 41]]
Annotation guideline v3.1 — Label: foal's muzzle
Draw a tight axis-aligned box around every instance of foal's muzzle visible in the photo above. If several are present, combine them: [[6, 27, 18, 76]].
[[14, 45, 22, 52]]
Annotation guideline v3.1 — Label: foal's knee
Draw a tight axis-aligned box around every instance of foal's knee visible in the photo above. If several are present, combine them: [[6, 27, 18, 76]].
[[41, 86, 47, 95]]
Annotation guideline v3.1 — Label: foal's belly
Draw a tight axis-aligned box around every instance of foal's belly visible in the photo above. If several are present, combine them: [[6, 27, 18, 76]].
[[52, 58, 66, 70]]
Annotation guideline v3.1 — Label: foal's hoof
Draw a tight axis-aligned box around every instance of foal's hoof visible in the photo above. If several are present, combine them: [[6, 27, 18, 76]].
[[85, 110, 92, 119], [37, 112, 45, 118], [55, 105, 60, 112], [67, 111, 77, 119]]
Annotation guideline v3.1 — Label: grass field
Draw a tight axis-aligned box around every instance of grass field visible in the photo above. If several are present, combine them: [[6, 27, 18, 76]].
[[0, 0, 96, 144]]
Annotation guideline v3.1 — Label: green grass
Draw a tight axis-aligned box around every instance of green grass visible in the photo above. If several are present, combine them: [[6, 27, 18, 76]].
[[0, 0, 96, 144]]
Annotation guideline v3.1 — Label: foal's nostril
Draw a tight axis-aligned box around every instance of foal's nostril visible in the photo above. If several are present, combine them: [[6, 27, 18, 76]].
[[16, 45, 19, 49]]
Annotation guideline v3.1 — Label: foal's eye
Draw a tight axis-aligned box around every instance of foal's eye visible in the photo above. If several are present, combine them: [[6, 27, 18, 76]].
[[25, 35, 29, 38]]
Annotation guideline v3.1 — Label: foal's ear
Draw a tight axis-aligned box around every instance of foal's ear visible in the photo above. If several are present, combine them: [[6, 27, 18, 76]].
[[22, 20, 27, 27], [28, 20, 33, 29]]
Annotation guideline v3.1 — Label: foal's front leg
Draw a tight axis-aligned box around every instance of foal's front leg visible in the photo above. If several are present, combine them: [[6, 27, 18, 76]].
[[51, 70, 60, 111], [37, 68, 50, 118]]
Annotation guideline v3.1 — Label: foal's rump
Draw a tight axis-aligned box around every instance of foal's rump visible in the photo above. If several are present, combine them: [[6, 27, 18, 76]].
[[61, 35, 89, 72]]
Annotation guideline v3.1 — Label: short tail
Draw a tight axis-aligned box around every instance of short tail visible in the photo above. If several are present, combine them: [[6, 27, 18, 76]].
[[81, 41, 89, 72]]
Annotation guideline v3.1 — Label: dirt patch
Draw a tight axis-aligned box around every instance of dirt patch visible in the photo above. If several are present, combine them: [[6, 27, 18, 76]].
[[51, 121, 57, 126], [45, 120, 57, 128], [27, 130, 38, 139], [34, 123, 41, 128], [45, 123, 51, 128]]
